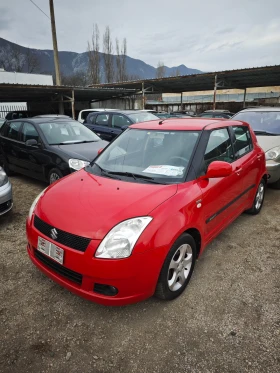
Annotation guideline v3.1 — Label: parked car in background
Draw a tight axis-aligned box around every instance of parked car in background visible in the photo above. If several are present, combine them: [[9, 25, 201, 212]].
[[26, 118, 266, 306], [0, 118, 5, 129], [5, 111, 30, 120], [232, 107, 280, 188], [78, 109, 117, 123], [33, 115, 72, 119], [84, 110, 159, 141], [0, 118, 108, 184], [155, 113, 173, 119], [170, 110, 196, 116], [197, 110, 234, 119], [0, 166, 13, 216]]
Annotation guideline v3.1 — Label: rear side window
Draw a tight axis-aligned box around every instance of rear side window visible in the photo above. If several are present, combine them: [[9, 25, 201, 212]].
[[96, 114, 109, 126], [112, 114, 131, 128], [204, 128, 234, 168], [81, 111, 92, 120], [232, 126, 253, 159], [3, 121, 22, 141]]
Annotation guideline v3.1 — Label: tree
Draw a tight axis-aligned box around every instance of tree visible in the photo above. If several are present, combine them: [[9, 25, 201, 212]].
[[156, 61, 165, 79], [61, 71, 88, 87], [87, 24, 100, 84], [116, 37, 127, 82], [103, 26, 114, 83], [0, 44, 25, 72], [26, 48, 40, 73]]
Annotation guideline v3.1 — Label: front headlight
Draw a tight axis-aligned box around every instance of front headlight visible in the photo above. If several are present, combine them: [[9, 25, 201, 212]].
[[28, 189, 47, 220], [0, 167, 8, 187], [95, 217, 153, 259], [265, 146, 280, 162], [69, 159, 90, 171]]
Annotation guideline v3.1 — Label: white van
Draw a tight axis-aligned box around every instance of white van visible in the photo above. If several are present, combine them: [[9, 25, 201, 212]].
[[78, 109, 117, 123]]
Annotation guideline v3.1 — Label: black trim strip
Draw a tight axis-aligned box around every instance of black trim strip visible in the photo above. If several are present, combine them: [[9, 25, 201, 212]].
[[206, 184, 255, 224]]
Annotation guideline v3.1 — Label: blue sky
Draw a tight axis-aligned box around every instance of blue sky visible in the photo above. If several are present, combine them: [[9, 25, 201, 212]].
[[1, 0, 280, 71]]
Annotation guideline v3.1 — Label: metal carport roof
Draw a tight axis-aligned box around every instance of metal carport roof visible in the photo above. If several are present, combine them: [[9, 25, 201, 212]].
[[91, 65, 280, 93], [0, 84, 137, 103]]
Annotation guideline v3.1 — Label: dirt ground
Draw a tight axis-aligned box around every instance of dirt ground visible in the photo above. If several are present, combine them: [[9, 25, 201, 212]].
[[0, 175, 279, 373]]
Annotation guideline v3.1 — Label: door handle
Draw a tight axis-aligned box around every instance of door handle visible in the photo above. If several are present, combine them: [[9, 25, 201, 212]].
[[257, 154, 262, 160], [235, 167, 243, 175]]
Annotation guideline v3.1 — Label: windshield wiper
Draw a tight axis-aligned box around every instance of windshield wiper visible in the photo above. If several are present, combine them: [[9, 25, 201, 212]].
[[254, 130, 279, 136], [106, 171, 167, 184], [94, 163, 121, 180]]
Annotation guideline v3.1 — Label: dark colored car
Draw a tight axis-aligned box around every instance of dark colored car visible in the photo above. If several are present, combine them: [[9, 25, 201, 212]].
[[170, 111, 196, 116], [0, 118, 5, 129], [0, 118, 108, 184], [197, 110, 234, 119], [5, 111, 30, 120], [84, 110, 159, 141]]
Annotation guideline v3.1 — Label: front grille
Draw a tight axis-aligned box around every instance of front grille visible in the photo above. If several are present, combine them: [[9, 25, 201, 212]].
[[0, 200, 12, 214], [35, 250, 83, 285], [34, 215, 90, 252]]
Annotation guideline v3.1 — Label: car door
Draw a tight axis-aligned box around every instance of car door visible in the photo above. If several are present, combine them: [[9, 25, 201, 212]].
[[230, 125, 261, 203], [17, 121, 45, 180], [111, 114, 132, 139], [197, 127, 244, 243], [89, 113, 113, 141], [0, 121, 23, 172]]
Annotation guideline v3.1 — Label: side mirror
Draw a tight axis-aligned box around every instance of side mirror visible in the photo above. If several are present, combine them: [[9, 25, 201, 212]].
[[26, 139, 38, 147], [98, 148, 104, 155], [204, 161, 232, 178]]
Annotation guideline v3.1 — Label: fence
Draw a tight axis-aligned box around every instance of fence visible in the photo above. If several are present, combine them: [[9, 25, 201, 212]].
[[0, 104, 27, 119]]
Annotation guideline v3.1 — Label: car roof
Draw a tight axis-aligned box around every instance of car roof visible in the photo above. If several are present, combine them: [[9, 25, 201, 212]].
[[88, 110, 150, 116], [130, 118, 247, 131], [237, 106, 280, 112], [8, 118, 77, 125]]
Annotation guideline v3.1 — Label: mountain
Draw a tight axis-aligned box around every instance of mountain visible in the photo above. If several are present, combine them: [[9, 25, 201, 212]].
[[0, 37, 202, 83]]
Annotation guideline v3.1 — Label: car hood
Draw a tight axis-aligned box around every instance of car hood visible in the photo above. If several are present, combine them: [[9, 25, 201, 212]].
[[37, 169, 178, 240], [256, 136, 280, 152], [53, 140, 109, 161]]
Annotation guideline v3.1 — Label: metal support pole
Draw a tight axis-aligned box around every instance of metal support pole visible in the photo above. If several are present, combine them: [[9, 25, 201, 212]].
[[71, 90, 75, 119], [142, 82, 145, 109], [180, 92, 183, 110], [243, 88, 247, 108], [213, 74, 217, 110]]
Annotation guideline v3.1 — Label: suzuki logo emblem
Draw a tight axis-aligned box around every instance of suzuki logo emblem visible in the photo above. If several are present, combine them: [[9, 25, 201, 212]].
[[50, 228, 58, 240]]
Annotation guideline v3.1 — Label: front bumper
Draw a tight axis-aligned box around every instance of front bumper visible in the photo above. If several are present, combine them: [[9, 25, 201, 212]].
[[26, 216, 165, 306], [0, 181, 13, 215], [266, 160, 280, 184]]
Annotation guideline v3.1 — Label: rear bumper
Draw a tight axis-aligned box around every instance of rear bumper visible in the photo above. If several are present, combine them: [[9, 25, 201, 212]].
[[26, 217, 165, 306], [266, 160, 280, 184], [0, 181, 13, 215]]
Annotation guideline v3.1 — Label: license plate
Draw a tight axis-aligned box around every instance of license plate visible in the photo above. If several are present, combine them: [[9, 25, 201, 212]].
[[37, 236, 64, 265]]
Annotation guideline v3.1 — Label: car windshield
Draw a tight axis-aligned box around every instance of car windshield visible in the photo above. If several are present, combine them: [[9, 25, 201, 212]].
[[233, 111, 280, 134], [127, 112, 159, 123], [87, 128, 200, 184], [39, 120, 101, 145]]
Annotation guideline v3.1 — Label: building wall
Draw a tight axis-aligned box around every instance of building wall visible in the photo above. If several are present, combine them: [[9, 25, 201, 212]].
[[0, 69, 53, 85]]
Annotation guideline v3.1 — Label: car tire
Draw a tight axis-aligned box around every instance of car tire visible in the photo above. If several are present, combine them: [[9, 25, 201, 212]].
[[245, 178, 266, 215], [154, 233, 197, 301], [48, 168, 63, 185], [2, 160, 15, 176]]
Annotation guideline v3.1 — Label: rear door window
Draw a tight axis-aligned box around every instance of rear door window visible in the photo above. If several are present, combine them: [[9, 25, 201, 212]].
[[232, 126, 253, 159], [4, 121, 22, 141], [95, 114, 110, 126]]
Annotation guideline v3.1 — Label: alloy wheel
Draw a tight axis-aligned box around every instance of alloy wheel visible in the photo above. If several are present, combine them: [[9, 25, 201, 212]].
[[49, 172, 60, 184], [255, 183, 264, 210], [167, 244, 193, 292]]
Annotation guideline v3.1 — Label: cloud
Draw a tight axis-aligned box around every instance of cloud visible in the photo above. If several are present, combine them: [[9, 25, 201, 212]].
[[0, 8, 12, 30]]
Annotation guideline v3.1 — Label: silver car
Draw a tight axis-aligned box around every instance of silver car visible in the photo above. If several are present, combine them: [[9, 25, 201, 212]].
[[232, 107, 280, 189], [0, 166, 13, 215]]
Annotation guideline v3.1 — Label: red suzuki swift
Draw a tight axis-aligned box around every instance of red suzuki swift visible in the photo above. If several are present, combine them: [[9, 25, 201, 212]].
[[26, 119, 267, 306]]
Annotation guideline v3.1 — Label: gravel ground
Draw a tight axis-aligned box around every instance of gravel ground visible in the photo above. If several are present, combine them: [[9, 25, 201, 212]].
[[0, 175, 279, 373]]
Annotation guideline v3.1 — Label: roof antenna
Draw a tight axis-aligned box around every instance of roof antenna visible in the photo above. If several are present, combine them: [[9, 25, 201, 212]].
[[159, 120, 164, 125]]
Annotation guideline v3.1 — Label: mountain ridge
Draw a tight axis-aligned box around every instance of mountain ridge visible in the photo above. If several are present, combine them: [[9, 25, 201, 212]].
[[0, 37, 202, 83]]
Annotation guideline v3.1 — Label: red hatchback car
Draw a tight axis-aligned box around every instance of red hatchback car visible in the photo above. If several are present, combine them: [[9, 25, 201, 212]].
[[26, 119, 267, 306]]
